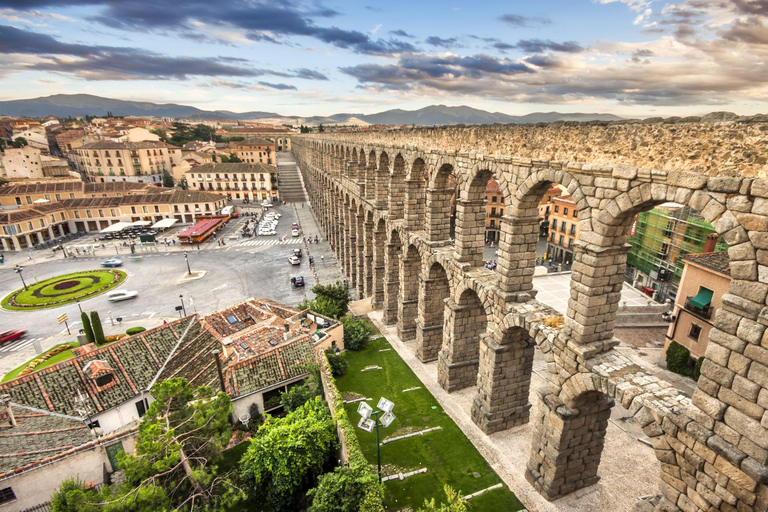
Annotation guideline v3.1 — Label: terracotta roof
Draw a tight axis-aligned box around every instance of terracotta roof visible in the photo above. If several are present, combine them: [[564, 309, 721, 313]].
[[236, 138, 274, 147], [485, 178, 501, 194], [0, 202, 62, 224], [188, 162, 277, 174], [0, 181, 152, 196], [682, 251, 731, 277]]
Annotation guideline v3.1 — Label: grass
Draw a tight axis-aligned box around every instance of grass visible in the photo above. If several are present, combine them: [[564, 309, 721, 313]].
[[1, 269, 126, 310], [335, 336, 526, 512], [1, 342, 79, 382]]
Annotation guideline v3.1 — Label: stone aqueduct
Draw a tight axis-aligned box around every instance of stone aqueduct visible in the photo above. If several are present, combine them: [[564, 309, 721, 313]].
[[291, 124, 768, 512]]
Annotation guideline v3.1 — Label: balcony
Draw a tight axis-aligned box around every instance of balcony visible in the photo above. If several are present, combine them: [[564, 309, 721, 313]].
[[684, 298, 713, 319]]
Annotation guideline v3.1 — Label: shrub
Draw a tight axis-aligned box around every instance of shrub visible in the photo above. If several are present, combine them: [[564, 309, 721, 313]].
[[126, 326, 147, 336], [280, 383, 316, 412], [81, 311, 94, 345], [90, 311, 105, 345], [666, 341, 698, 380], [325, 349, 348, 377], [308, 464, 380, 512], [693, 356, 705, 381], [300, 281, 351, 319], [51, 478, 94, 512], [343, 316, 371, 351]]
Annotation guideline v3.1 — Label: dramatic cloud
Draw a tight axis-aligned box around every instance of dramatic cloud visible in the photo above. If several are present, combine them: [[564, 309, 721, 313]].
[[0, 24, 327, 81], [425, 36, 460, 47], [390, 29, 415, 38], [499, 14, 551, 26], [514, 39, 584, 53], [0, 0, 416, 56], [257, 81, 297, 90]]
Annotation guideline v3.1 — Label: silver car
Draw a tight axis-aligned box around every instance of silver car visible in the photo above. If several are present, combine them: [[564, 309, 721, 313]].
[[106, 290, 138, 302]]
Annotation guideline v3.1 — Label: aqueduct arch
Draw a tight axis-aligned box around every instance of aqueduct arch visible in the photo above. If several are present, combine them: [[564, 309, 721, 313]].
[[293, 122, 768, 512]]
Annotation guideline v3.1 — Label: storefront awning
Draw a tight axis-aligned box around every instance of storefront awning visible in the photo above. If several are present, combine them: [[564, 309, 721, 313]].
[[151, 218, 178, 229], [689, 288, 713, 309]]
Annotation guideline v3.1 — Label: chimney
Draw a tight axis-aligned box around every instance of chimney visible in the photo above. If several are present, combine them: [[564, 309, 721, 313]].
[[212, 350, 226, 394], [284, 323, 291, 342], [0, 394, 16, 428], [703, 233, 719, 253]]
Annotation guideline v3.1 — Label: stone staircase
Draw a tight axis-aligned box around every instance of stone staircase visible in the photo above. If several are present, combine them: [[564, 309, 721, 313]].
[[276, 154, 306, 202]]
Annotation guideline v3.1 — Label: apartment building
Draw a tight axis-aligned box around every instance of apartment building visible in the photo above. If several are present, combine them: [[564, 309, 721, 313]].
[[0, 181, 155, 208], [538, 184, 565, 237], [234, 138, 275, 165], [665, 251, 731, 360], [546, 194, 579, 264], [186, 162, 279, 202], [54, 129, 90, 158], [1, 147, 72, 180], [71, 140, 182, 184], [484, 178, 505, 243]]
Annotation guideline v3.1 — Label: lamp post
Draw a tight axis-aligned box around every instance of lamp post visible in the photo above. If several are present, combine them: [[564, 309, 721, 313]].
[[179, 295, 187, 316], [76, 299, 83, 314], [184, 251, 191, 275], [357, 398, 396, 483], [14, 264, 27, 291]]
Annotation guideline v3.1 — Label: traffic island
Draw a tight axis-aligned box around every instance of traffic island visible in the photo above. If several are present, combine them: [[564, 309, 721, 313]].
[[1, 269, 127, 311], [179, 270, 207, 283]]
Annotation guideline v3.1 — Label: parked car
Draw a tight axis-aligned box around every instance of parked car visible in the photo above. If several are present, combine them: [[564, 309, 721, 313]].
[[106, 290, 138, 302], [293, 248, 303, 258], [288, 256, 301, 265], [101, 259, 123, 267], [290, 276, 305, 287], [292, 229, 300, 237], [0, 329, 26, 344]]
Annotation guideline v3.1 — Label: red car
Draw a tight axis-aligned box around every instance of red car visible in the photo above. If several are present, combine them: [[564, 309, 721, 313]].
[[0, 330, 26, 344]]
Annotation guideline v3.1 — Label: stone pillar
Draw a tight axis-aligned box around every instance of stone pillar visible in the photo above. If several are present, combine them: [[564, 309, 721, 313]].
[[372, 227, 385, 310], [526, 390, 614, 501], [454, 198, 485, 267], [375, 169, 388, 209], [47, 226, 55, 240], [565, 241, 626, 345], [363, 220, 374, 298], [437, 298, 483, 392], [388, 175, 406, 220], [364, 164, 375, 201], [24, 234, 33, 249], [415, 274, 448, 362], [470, 332, 534, 434], [36, 231, 44, 244], [355, 214, 365, 297], [403, 178, 426, 231], [425, 187, 453, 243], [397, 254, 419, 342], [498, 216, 539, 299], [1, 237, 9, 251], [382, 241, 399, 324], [346, 209, 357, 287], [12, 236, 21, 251]]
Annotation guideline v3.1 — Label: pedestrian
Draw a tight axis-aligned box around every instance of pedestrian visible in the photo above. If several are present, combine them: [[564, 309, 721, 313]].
[[172, 239, 176, 245], [321, 254, 324, 263]]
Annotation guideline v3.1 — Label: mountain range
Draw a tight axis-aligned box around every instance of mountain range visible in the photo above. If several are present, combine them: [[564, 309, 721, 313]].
[[0, 94, 625, 126]]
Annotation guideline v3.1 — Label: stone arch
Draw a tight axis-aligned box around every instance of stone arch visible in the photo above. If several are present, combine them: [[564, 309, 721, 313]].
[[389, 153, 407, 220], [437, 285, 489, 392], [416, 259, 452, 362], [366, 149, 377, 201], [375, 151, 390, 209], [382, 226, 402, 324], [371, 217, 387, 309], [454, 166, 494, 267], [404, 157, 428, 231], [397, 242, 421, 341], [426, 162, 458, 243]]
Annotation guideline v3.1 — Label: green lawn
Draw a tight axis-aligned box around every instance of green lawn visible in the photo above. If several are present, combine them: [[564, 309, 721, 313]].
[[336, 336, 526, 512], [1, 269, 126, 310], [1, 342, 79, 382]]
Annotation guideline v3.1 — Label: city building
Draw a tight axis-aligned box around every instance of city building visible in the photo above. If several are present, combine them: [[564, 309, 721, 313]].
[[0, 181, 155, 208], [546, 194, 579, 264], [626, 204, 727, 303], [664, 251, 731, 360], [538, 184, 565, 236], [1, 147, 73, 180], [71, 140, 182, 184], [484, 178, 505, 243], [0, 188, 227, 250], [0, 299, 342, 510], [234, 138, 275, 165], [186, 162, 279, 202], [54, 129, 90, 158], [224, 127, 293, 150]]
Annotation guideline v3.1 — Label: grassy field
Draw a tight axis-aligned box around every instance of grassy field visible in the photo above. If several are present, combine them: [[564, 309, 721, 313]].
[[1, 342, 79, 382], [335, 336, 526, 512], [1, 269, 126, 310]]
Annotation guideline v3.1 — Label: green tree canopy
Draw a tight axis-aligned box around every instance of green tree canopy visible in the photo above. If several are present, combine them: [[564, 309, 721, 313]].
[[162, 171, 175, 188], [11, 137, 28, 148], [298, 281, 350, 319], [418, 486, 467, 512], [307, 465, 381, 512], [240, 397, 337, 511]]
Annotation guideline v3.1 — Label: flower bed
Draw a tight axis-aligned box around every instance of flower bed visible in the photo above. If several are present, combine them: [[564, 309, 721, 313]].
[[1, 270, 127, 311], [17, 344, 73, 377]]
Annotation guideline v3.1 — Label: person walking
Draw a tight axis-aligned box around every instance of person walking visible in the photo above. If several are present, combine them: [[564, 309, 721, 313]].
[[321, 254, 324, 263]]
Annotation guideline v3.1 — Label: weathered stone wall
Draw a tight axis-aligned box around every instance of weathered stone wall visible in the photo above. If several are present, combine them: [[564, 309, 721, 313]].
[[293, 126, 768, 512]]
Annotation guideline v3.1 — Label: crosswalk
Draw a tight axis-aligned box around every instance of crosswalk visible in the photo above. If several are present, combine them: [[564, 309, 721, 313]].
[[0, 337, 44, 354], [236, 238, 303, 247]]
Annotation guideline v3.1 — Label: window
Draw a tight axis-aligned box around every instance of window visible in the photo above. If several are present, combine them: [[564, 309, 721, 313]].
[[573, 210, 578, 218], [492, 196, 497, 203], [86, 210, 92, 218], [564, 208, 569, 215], [490, 219, 496, 227], [559, 235, 564, 245], [74, 211, 81, 218], [551, 219, 557, 230], [135, 399, 147, 417], [689, 324, 702, 341], [95, 374, 114, 387], [131, 207, 136, 214], [491, 207, 496, 215], [570, 225, 576, 236], [0, 487, 16, 504], [554, 205, 559, 213], [105, 442, 125, 472], [26, 196, 32, 204], [45, 195, 51, 201]]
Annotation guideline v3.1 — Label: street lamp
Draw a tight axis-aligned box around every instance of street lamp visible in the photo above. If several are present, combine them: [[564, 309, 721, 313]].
[[179, 294, 187, 316], [14, 264, 27, 291], [184, 251, 191, 275], [76, 299, 83, 314], [357, 397, 396, 483]]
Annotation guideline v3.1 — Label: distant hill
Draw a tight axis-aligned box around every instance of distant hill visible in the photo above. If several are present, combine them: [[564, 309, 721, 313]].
[[0, 94, 624, 125]]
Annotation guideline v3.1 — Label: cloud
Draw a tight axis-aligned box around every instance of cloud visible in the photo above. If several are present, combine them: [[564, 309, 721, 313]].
[[509, 39, 585, 53], [0, 0, 415, 56], [0, 24, 328, 81], [721, 16, 768, 45], [732, 0, 768, 16], [257, 81, 297, 90], [425, 36, 460, 47], [630, 48, 654, 62], [371, 23, 381, 34], [499, 14, 551, 26], [390, 29, 415, 38]]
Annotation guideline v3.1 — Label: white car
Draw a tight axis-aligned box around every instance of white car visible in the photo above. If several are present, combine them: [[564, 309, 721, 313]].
[[292, 229, 300, 237], [288, 256, 301, 265], [107, 290, 138, 302], [262, 202, 273, 207]]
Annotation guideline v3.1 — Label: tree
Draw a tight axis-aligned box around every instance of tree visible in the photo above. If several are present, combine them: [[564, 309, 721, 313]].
[[240, 397, 337, 511], [108, 378, 240, 511], [162, 171, 174, 188], [81, 311, 95, 345], [228, 154, 242, 163], [342, 317, 371, 351], [51, 478, 94, 512], [11, 137, 27, 148], [279, 383, 314, 412], [325, 349, 348, 377], [218, 154, 229, 163], [211, 153, 218, 163], [150, 128, 168, 142], [418, 486, 467, 512], [90, 311, 105, 345], [318, 124, 325, 133], [298, 281, 350, 319], [307, 465, 382, 512]]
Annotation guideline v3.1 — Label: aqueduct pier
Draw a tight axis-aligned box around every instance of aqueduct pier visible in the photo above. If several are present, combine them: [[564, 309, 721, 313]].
[[292, 118, 768, 512]]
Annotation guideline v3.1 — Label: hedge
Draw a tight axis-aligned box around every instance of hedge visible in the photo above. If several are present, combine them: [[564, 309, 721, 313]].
[[126, 326, 147, 336], [319, 350, 384, 512], [666, 341, 703, 381]]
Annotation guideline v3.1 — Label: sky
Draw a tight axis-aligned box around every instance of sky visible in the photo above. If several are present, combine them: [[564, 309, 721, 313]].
[[0, 0, 767, 117]]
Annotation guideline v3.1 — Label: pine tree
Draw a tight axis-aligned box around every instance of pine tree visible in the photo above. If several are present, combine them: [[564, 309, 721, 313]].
[[90, 311, 105, 345], [81, 312, 95, 345]]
